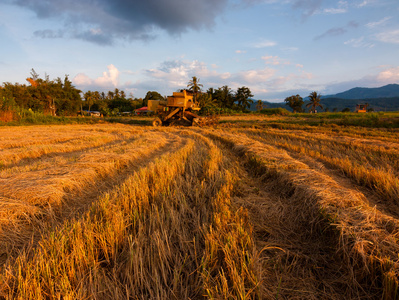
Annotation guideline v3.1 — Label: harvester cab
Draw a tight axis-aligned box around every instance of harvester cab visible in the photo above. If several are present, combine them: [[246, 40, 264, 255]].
[[149, 90, 217, 126]]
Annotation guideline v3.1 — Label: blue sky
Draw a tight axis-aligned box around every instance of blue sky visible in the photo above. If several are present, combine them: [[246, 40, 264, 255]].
[[0, 0, 398, 101]]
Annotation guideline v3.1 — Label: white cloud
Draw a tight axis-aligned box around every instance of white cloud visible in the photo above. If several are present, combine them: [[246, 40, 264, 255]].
[[73, 73, 92, 86], [375, 29, 399, 44], [138, 57, 316, 100], [95, 64, 120, 87], [355, 0, 381, 8], [323, 1, 348, 14], [344, 36, 374, 48], [377, 66, 399, 82], [323, 8, 347, 14], [261, 55, 290, 65], [235, 50, 247, 54], [73, 58, 313, 101], [366, 16, 392, 29], [322, 66, 399, 95], [144, 59, 231, 88], [73, 64, 120, 89], [357, 0, 373, 7], [237, 68, 276, 84], [252, 39, 277, 48], [282, 46, 299, 52]]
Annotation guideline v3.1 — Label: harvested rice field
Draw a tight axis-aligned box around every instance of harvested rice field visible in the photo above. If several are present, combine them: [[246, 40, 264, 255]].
[[1, 119, 399, 299]]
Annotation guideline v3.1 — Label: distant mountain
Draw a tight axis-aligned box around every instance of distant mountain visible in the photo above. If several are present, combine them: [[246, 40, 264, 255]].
[[250, 100, 286, 111], [324, 84, 399, 99], [320, 97, 399, 112], [251, 83, 399, 112], [251, 97, 399, 112]]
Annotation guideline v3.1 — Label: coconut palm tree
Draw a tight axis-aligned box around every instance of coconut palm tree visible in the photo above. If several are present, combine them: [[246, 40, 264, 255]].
[[306, 91, 323, 113], [84, 90, 95, 113], [187, 76, 203, 103], [235, 86, 253, 111]]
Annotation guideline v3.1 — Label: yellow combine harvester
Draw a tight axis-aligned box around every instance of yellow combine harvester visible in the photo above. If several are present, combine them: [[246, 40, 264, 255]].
[[148, 90, 217, 126]]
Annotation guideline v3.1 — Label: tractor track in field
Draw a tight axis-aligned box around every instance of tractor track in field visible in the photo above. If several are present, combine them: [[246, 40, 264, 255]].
[[1, 124, 397, 299], [249, 135, 399, 220], [283, 149, 399, 218], [0, 131, 188, 268], [54, 131, 188, 220], [203, 129, 378, 299], [0, 135, 135, 170]]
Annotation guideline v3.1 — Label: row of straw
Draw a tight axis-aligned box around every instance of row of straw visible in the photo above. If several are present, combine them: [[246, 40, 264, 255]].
[[206, 128, 399, 299], [0, 128, 261, 299]]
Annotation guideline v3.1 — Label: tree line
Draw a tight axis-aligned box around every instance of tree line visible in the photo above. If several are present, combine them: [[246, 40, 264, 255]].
[[0, 69, 82, 116], [187, 76, 254, 114], [0, 72, 255, 117], [284, 91, 323, 113]]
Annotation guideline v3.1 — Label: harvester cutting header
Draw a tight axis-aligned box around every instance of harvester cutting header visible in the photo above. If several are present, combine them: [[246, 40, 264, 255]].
[[148, 89, 217, 126]]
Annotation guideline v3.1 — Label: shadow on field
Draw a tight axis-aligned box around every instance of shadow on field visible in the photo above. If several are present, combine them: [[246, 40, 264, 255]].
[[105, 117, 152, 126]]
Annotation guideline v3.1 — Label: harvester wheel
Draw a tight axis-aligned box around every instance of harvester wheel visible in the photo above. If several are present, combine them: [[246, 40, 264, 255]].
[[152, 118, 162, 127]]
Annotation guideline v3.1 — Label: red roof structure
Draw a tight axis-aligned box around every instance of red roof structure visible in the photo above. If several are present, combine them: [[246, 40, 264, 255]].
[[135, 106, 148, 115]]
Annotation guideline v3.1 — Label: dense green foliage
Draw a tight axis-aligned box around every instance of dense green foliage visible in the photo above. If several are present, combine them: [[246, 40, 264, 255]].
[[143, 91, 164, 106], [0, 70, 147, 120], [1, 73, 259, 122], [204, 84, 254, 113], [1, 70, 81, 116], [284, 94, 304, 113], [85, 89, 143, 116]]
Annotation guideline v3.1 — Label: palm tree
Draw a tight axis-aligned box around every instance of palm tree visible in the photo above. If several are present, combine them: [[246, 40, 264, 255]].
[[187, 76, 203, 102], [216, 85, 234, 108], [84, 91, 94, 113], [120, 90, 126, 99], [235, 86, 254, 111], [306, 91, 323, 113]]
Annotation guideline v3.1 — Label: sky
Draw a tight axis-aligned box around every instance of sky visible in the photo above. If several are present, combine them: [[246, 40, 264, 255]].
[[0, 0, 398, 102]]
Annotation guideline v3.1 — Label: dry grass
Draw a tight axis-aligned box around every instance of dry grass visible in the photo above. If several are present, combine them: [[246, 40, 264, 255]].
[[204, 121, 399, 299], [237, 127, 399, 212], [0, 118, 398, 299], [0, 111, 16, 123], [0, 124, 261, 299]]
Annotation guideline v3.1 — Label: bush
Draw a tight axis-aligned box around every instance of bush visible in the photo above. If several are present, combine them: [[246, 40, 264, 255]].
[[0, 110, 16, 122], [0, 97, 19, 122], [259, 108, 290, 116]]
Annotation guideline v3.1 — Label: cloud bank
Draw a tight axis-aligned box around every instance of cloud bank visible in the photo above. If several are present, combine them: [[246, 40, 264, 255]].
[[12, 0, 229, 44], [72, 56, 315, 101]]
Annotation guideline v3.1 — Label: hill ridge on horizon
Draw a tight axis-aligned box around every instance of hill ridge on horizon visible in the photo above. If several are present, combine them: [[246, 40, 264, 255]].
[[254, 83, 399, 112], [323, 83, 399, 100]]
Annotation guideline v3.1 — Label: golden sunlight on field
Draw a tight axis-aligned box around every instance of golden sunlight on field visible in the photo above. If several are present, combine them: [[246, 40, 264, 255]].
[[0, 121, 399, 299]]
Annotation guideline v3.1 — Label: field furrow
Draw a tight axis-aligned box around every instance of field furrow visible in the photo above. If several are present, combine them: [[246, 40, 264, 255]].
[[238, 128, 399, 211], [0, 127, 187, 268], [203, 128, 399, 299], [0, 125, 144, 168], [0, 125, 261, 299], [0, 121, 398, 299]]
